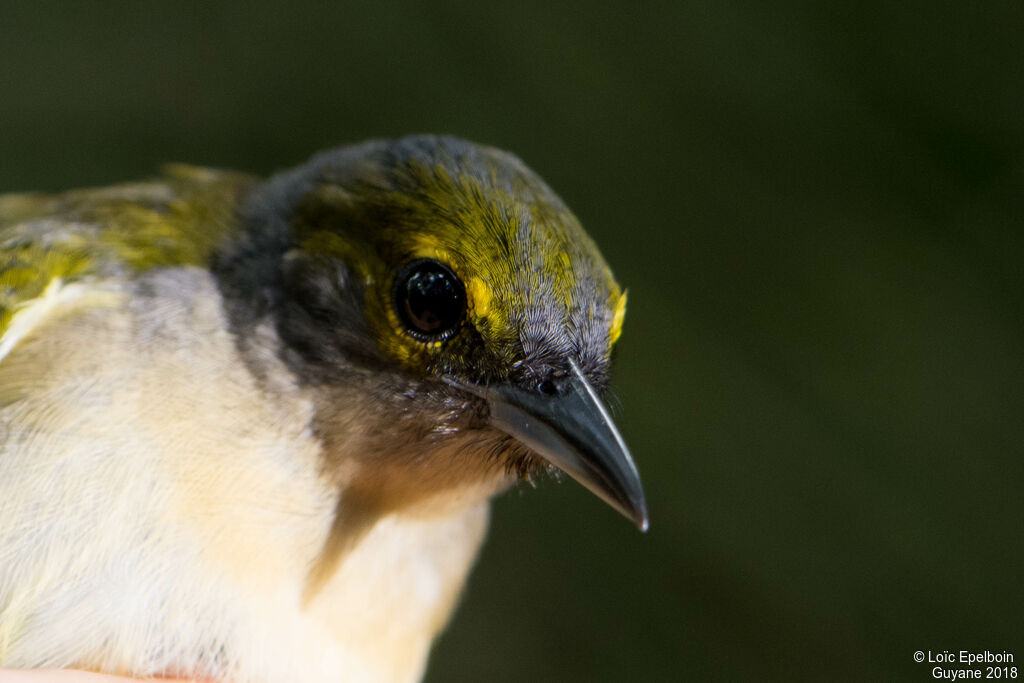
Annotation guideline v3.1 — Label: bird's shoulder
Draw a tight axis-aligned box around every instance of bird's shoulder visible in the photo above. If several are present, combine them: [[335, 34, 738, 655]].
[[0, 164, 258, 357]]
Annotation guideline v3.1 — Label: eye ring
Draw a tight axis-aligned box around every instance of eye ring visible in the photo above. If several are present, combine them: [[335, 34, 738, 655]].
[[393, 259, 467, 341]]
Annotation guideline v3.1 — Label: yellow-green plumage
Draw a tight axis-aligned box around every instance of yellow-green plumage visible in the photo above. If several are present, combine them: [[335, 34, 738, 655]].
[[0, 166, 254, 341]]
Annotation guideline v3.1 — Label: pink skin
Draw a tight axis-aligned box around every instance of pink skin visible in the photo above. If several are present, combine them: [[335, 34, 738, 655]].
[[0, 673, 207, 682]]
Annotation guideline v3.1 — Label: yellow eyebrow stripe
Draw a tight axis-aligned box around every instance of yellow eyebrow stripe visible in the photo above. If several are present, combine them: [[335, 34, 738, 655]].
[[610, 289, 627, 345]]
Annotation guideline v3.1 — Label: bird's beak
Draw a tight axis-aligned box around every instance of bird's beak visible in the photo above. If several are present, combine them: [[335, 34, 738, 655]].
[[455, 360, 649, 531]]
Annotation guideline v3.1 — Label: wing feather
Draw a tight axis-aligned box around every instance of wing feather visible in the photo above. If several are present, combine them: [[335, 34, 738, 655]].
[[0, 165, 256, 359]]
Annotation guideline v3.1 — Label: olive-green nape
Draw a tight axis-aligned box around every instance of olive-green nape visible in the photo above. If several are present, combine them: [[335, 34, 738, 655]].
[[0, 165, 256, 341]]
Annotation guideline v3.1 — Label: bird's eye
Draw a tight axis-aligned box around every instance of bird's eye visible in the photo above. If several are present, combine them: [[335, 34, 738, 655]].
[[394, 259, 466, 340]]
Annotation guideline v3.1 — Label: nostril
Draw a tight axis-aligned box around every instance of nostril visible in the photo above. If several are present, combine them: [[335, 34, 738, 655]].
[[538, 379, 559, 396]]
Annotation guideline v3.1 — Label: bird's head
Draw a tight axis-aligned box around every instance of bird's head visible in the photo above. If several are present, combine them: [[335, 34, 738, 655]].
[[226, 136, 646, 529]]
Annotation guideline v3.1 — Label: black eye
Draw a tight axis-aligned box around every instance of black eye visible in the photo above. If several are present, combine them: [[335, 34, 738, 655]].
[[394, 259, 467, 340]]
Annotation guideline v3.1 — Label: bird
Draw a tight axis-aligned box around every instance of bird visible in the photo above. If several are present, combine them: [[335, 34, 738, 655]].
[[0, 135, 647, 683]]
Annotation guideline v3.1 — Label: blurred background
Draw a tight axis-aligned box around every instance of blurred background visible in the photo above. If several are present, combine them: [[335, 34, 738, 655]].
[[1, 1, 1021, 680]]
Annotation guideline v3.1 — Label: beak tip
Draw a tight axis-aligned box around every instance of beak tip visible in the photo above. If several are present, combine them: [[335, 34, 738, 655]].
[[630, 499, 650, 532], [475, 360, 651, 534]]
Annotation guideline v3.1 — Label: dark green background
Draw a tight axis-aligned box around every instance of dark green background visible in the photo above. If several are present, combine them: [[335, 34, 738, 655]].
[[2, 2, 1021, 680]]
